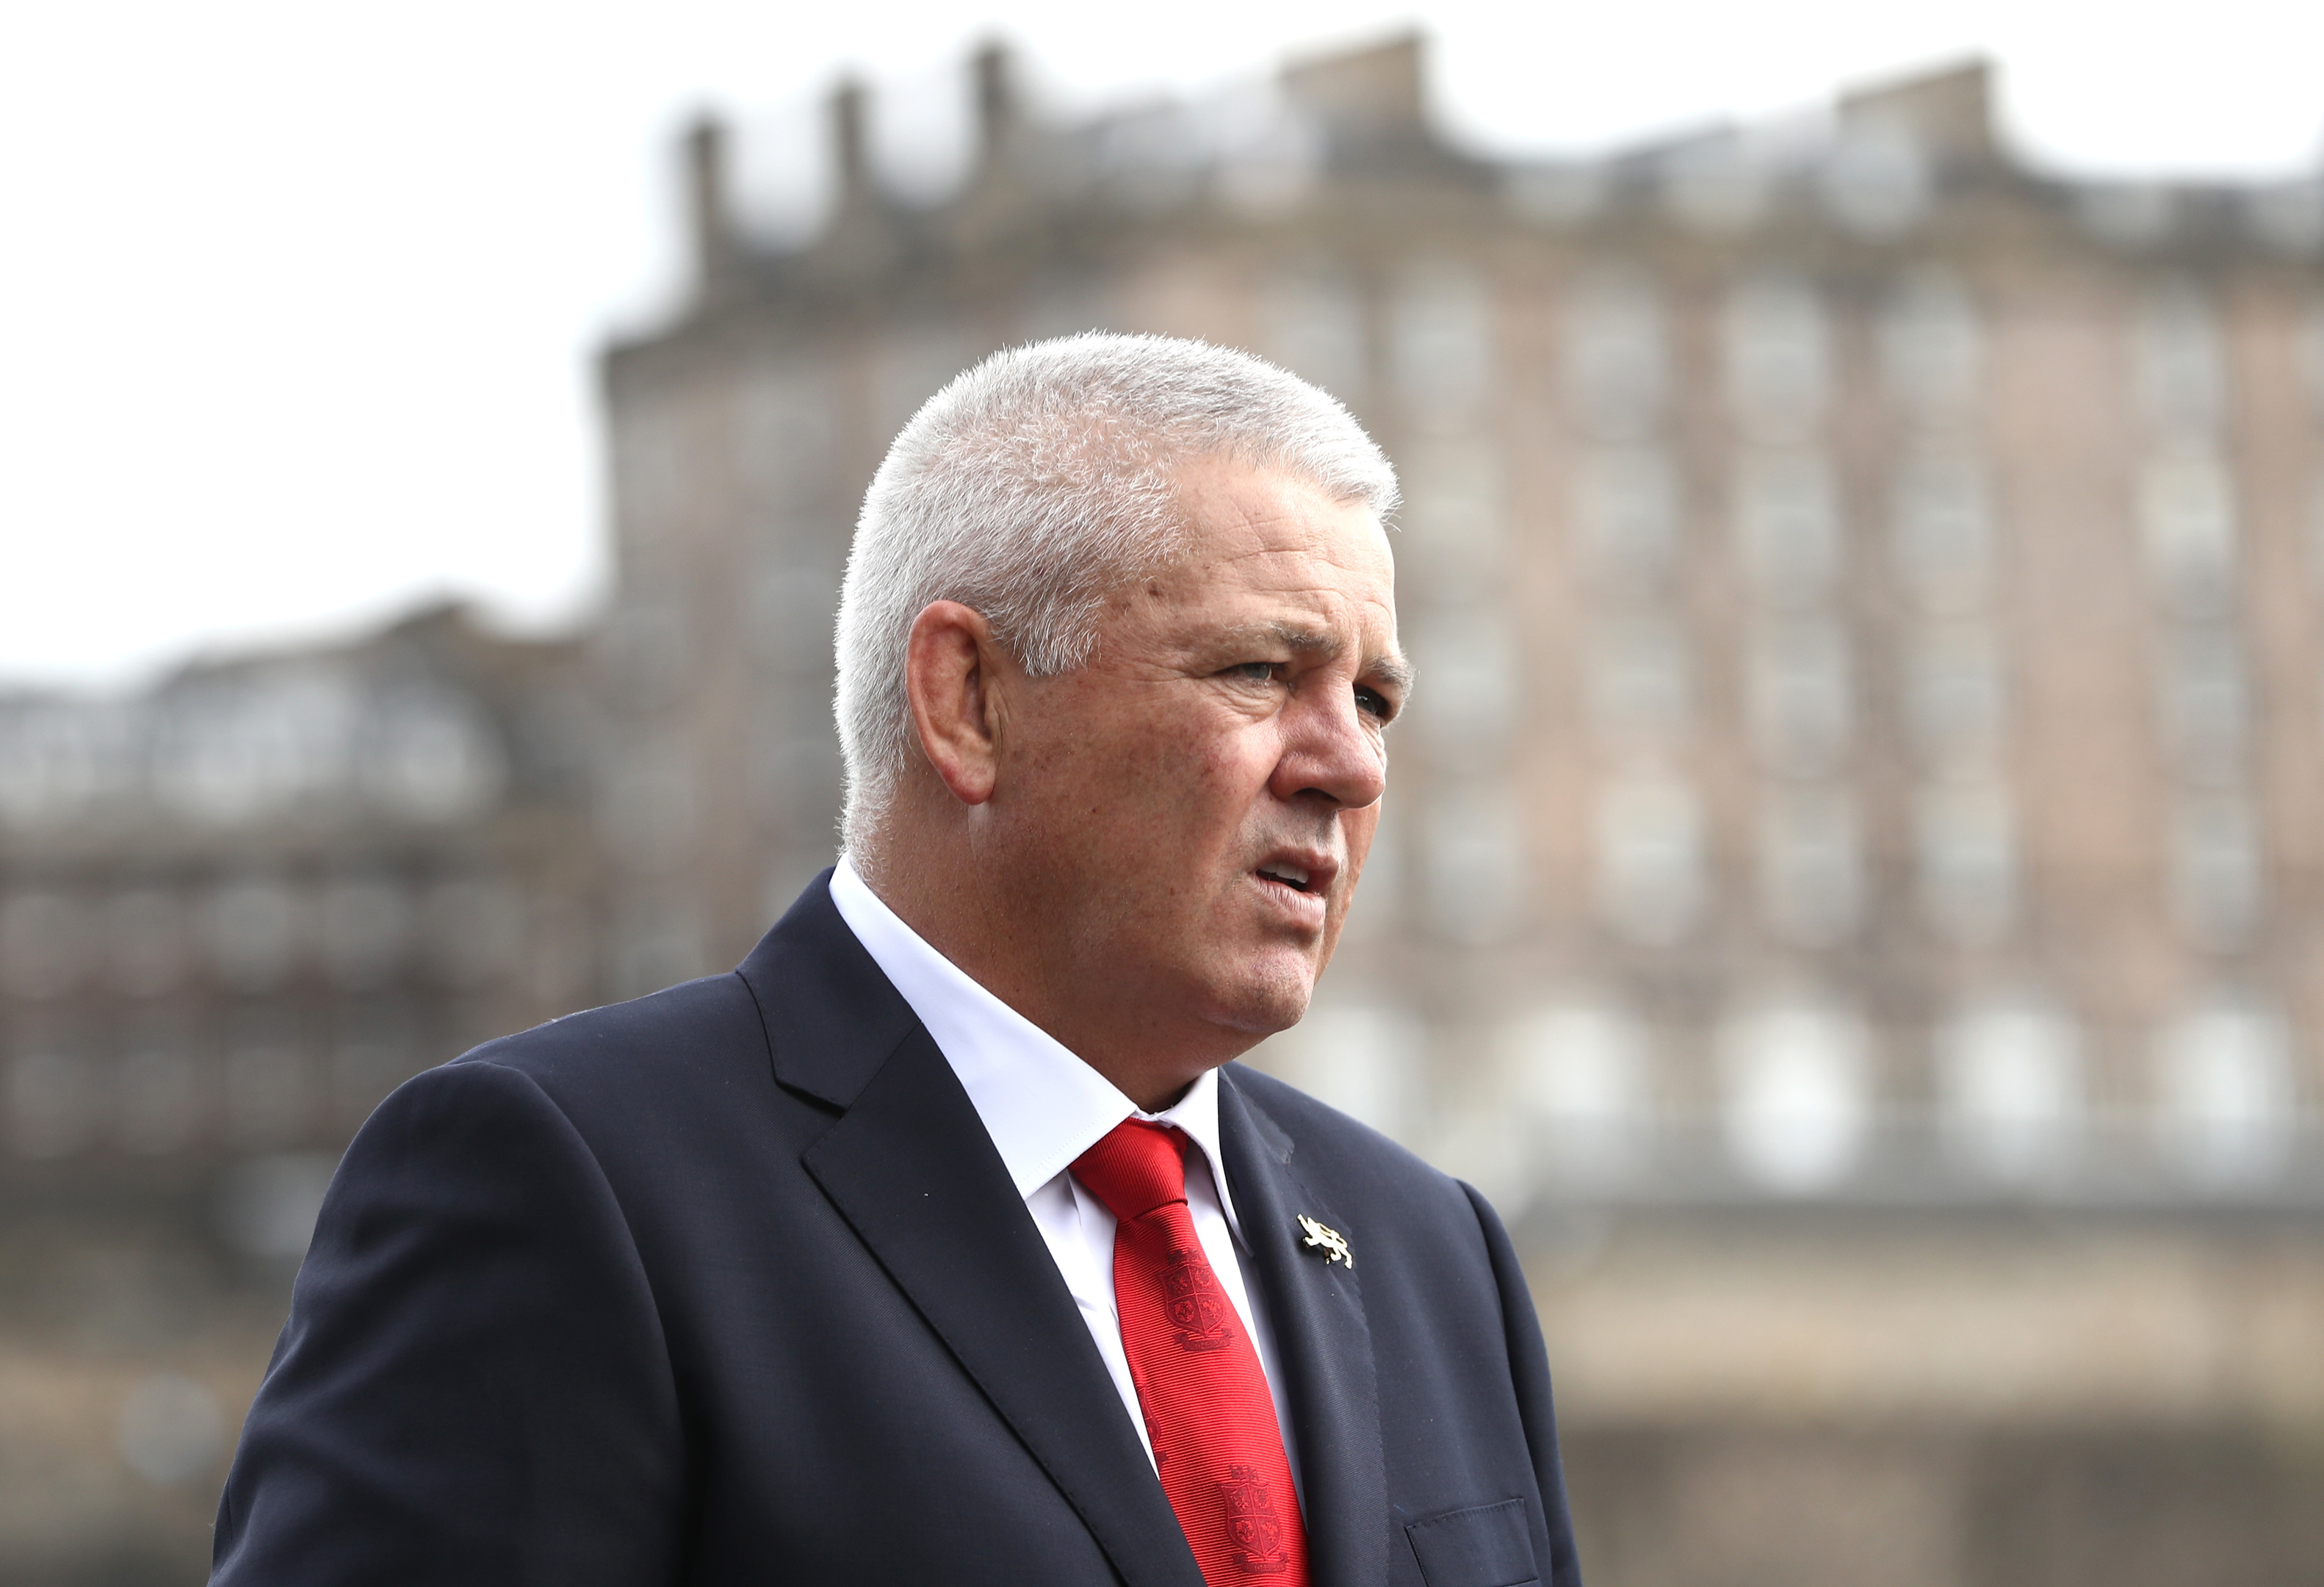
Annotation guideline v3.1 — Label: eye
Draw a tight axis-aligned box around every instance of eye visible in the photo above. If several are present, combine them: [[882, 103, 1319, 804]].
[[1356, 685, 1396, 722], [1222, 662, 1279, 684]]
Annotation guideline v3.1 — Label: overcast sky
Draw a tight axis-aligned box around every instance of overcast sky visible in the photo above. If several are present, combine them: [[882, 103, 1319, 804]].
[[4, 0, 2320, 689]]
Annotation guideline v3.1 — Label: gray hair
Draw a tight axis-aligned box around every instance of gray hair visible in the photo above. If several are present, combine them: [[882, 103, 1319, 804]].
[[834, 331, 1398, 852]]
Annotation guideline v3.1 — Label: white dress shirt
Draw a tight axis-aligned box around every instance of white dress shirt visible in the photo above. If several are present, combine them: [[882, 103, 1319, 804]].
[[827, 857, 1299, 1483]]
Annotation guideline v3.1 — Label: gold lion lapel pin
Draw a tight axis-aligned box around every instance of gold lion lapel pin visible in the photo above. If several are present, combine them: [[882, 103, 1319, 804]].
[[1296, 1214, 1352, 1270]]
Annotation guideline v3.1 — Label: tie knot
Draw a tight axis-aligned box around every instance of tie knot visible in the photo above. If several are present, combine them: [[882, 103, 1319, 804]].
[[1071, 1119, 1191, 1223]]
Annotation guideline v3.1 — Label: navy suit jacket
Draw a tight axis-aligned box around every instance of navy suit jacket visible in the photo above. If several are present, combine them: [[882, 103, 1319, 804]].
[[213, 874, 1581, 1587]]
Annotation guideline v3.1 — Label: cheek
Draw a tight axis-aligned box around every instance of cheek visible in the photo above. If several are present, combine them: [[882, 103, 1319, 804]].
[[1116, 714, 1269, 813]]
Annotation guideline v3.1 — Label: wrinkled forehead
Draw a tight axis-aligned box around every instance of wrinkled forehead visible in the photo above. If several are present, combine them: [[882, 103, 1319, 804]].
[[1116, 459, 1402, 655], [1163, 454, 1394, 571]]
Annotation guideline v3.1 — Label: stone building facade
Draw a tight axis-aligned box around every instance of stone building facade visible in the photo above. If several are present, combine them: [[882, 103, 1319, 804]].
[[602, 37, 2324, 1217], [591, 37, 2324, 1585], [0, 602, 601, 1196], [2, 30, 2321, 1586]]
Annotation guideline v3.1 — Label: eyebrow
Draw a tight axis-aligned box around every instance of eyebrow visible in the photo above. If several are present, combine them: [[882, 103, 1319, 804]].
[[1221, 621, 1415, 695]]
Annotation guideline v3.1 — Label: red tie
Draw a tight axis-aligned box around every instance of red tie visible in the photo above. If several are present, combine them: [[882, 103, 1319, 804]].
[[1072, 1120, 1310, 1586]]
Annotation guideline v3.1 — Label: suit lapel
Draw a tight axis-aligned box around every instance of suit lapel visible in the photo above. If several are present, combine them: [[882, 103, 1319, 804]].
[[1217, 1068, 1387, 1587], [741, 879, 1202, 1587]]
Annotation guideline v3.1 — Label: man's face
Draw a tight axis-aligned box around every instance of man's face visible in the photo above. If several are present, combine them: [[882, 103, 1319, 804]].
[[990, 458, 1407, 1055]]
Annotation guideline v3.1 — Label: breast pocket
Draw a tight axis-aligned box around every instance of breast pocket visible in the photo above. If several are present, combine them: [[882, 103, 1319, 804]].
[[1402, 1497, 1539, 1587]]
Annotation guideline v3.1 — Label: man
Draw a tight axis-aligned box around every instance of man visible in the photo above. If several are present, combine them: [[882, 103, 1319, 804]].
[[213, 334, 1581, 1586]]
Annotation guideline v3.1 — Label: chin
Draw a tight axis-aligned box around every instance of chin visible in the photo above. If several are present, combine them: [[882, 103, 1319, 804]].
[[1201, 955, 1318, 1040]]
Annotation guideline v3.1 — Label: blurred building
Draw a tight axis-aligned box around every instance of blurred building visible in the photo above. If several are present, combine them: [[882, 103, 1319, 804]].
[[602, 35, 2324, 1586], [0, 603, 601, 1579], [0, 602, 601, 1184], [4, 29, 2322, 1586]]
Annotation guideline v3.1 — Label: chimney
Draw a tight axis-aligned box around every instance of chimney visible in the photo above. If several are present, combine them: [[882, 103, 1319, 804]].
[[1838, 59, 1999, 164], [830, 76, 872, 209], [685, 114, 732, 290], [1280, 32, 1429, 143], [972, 40, 1015, 172]]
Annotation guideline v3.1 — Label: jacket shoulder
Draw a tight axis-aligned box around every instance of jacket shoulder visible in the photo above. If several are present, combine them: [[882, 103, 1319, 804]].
[[458, 973, 764, 1076], [424, 973, 773, 1135]]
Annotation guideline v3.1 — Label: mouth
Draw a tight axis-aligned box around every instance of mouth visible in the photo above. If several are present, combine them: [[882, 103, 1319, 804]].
[[1253, 851, 1338, 904]]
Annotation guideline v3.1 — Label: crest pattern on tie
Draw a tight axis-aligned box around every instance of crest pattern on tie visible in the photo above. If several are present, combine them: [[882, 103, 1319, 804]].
[[1072, 1119, 1310, 1586]]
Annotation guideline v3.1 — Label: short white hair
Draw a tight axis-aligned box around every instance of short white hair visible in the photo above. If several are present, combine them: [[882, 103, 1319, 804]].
[[834, 332, 1398, 852]]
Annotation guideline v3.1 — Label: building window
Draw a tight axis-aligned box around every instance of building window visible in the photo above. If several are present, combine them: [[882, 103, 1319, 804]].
[[2136, 281, 2227, 433], [1661, 137, 1769, 234], [1594, 771, 1704, 945], [1563, 273, 1667, 440], [1501, 1003, 1652, 1187], [1573, 445, 1681, 591], [2302, 297, 2324, 417], [1938, 998, 2083, 1186], [364, 688, 508, 825], [1748, 618, 1853, 778], [2154, 996, 2295, 1188], [1587, 615, 1692, 745], [1916, 777, 2017, 946], [1907, 624, 2007, 770], [745, 560, 841, 680], [318, 877, 411, 991], [109, 890, 190, 998], [596, 585, 694, 711], [419, 877, 527, 990], [748, 728, 845, 837], [117, 1046, 206, 1157], [8, 1049, 91, 1159], [1734, 447, 1841, 604], [2309, 474, 2324, 596], [1878, 270, 1982, 421], [2157, 623, 2250, 784], [205, 878, 303, 993], [1421, 780, 1527, 945], [1261, 267, 1368, 406], [599, 740, 697, 876], [1819, 128, 1932, 238], [151, 672, 365, 827], [608, 395, 691, 544], [2139, 443, 2239, 616], [735, 359, 833, 512], [0, 700, 126, 828], [1719, 999, 1872, 1194], [2170, 792, 2261, 951], [1398, 439, 1504, 600], [1724, 274, 1829, 443], [2243, 182, 2324, 258], [223, 1034, 314, 1150], [1389, 264, 1493, 425], [1261, 1002, 1426, 1145], [1407, 609, 1516, 770], [1758, 782, 1863, 947], [1889, 447, 1993, 610], [610, 896, 708, 1001], [1, 890, 90, 1000]]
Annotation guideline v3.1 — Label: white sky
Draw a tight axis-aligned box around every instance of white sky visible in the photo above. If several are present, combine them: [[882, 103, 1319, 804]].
[[3, 0, 2319, 689]]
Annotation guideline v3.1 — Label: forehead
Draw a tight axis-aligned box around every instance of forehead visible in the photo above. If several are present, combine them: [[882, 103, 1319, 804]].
[[1157, 458, 1396, 611]]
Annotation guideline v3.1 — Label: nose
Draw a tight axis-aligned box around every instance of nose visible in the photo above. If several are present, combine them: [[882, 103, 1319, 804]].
[[1270, 683, 1387, 812]]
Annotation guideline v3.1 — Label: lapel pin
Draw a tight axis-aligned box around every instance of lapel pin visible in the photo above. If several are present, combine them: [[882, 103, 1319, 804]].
[[1296, 1214, 1353, 1270]]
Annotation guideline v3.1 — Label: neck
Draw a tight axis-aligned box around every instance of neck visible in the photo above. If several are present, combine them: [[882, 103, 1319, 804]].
[[850, 810, 1241, 1111]]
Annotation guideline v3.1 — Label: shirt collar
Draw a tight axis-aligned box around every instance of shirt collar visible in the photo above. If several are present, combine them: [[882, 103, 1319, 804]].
[[827, 857, 1244, 1242]]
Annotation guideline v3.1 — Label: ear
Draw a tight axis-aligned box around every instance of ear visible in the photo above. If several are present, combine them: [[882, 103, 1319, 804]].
[[903, 600, 1006, 807]]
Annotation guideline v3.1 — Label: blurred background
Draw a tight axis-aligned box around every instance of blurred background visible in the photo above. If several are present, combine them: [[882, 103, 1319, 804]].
[[4, 3, 2323, 1583]]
